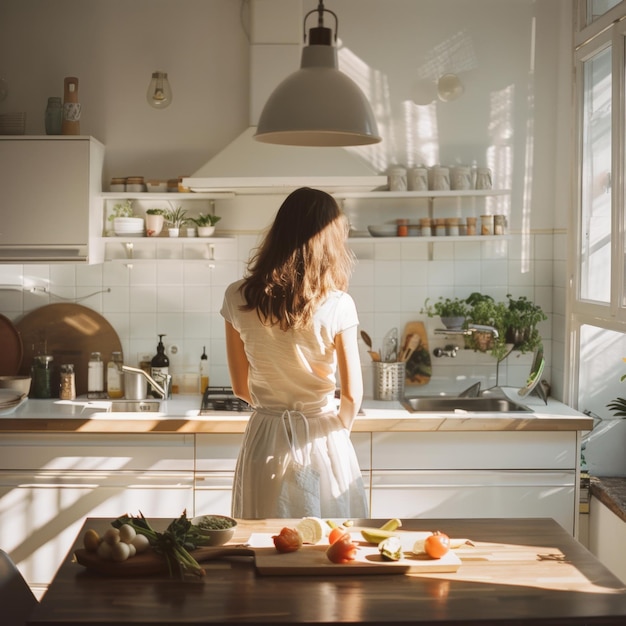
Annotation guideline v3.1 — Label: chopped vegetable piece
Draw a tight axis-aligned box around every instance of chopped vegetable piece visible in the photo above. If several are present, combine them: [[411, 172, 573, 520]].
[[424, 531, 450, 559], [378, 536, 403, 561], [272, 527, 303, 553], [326, 533, 358, 564]]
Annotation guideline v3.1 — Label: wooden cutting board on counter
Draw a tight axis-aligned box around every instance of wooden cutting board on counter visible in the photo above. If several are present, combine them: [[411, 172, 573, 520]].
[[74, 532, 461, 577], [16, 303, 122, 396], [401, 321, 432, 386]]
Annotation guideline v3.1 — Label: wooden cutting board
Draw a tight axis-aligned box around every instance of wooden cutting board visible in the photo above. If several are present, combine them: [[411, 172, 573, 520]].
[[0, 313, 23, 375], [16, 303, 122, 396], [401, 321, 432, 386], [74, 532, 461, 577]]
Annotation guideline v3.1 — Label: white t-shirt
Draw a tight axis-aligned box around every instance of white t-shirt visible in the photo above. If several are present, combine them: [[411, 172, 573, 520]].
[[221, 279, 359, 414]]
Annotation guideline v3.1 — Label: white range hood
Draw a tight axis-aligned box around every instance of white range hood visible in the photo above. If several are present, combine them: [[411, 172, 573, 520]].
[[184, 127, 385, 194], [183, 1, 385, 195]]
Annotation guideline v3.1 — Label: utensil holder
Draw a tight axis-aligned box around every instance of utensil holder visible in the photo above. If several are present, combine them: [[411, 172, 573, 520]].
[[374, 362, 405, 401]]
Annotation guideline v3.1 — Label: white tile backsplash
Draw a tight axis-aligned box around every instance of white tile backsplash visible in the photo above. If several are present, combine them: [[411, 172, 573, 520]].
[[0, 230, 558, 390]]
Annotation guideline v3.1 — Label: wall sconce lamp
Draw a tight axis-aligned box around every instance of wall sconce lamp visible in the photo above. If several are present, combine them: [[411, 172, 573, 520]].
[[254, 1, 381, 147], [146, 71, 172, 109]]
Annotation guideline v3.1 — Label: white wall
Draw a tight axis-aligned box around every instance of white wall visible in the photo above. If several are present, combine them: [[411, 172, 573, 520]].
[[0, 1, 572, 400]]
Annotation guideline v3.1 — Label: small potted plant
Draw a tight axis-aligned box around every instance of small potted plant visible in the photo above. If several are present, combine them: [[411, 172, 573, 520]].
[[108, 200, 144, 237], [504, 294, 547, 354], [189, 213, 221, 237], [145, 208, 166, 237], [421, 296, 469, 330], [165, 206, 188, 237]]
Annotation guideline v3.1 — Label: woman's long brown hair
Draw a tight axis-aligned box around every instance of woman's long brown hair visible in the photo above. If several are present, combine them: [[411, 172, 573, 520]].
[[240, 187, 354, 330]]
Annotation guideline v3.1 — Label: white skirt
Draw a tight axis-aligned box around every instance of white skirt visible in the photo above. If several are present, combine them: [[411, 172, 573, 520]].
[[231, 409, 369, 519]]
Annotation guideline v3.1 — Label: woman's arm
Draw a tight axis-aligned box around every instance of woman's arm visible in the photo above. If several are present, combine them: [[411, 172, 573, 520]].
[[224, 321, 252, 405], [335, 325, 363, 430]]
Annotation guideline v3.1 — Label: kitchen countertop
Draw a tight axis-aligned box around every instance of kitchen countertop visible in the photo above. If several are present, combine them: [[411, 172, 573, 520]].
[[590, 476, 626, 523], [0, 387, 593, 434], [27, 516, 626, 625]]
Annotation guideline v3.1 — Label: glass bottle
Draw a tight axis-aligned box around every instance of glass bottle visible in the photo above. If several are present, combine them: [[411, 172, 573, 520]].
[[59, 364, 76, 401], [200, 346, 209, 394], [44, 97, 63, 135], [107, 351, 124, 399], [87, 352, 104, 399], [32, 355, 54, 399], [150, 334, 169, 397]]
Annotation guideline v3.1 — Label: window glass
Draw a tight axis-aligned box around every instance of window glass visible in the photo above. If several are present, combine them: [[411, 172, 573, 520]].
[[580, 45, 612, 303], [586, 0, 623, 25]]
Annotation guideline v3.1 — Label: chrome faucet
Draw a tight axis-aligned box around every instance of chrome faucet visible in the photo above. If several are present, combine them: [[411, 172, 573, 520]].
[[467, 324, 499, 339], [122, 365, 172, 399]]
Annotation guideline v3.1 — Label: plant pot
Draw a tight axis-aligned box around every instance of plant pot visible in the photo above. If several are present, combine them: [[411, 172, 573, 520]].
[[440, 316, 465, 330], [168, 227, 180, 237], [145, 214, 164, 237], [197, 226, 215, 237]]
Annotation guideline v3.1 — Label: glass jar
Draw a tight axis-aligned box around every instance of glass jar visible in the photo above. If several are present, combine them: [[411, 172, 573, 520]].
[[494, 214, 506, 235], [107, 351, 124, 399], [88, 352, 104, 399], [44, 97, 63, 135], [466, 217, 478, 236], [396, 219, 409, 237], [388, 166, 407, 191], [476, 167, 493, 190], [481, 214, 494, 235], [32, 355, 54, 399], [59, 364, 76, 401]]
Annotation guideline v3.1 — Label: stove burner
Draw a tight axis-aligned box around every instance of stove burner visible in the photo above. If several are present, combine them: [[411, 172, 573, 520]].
[[199, 386, 251, 413]]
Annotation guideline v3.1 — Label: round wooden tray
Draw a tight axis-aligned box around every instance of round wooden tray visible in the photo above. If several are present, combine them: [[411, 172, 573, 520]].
[[16, 303, 122, 396]]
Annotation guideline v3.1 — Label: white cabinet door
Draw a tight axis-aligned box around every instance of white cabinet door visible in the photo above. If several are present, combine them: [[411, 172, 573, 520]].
[[0, 433, 195, 588], [0, 471, 194, 587], [370, 469, 576, 533], [0, 137, 105, 262]]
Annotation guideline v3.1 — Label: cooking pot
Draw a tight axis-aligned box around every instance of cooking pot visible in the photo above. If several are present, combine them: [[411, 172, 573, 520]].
[[124, 369, 148, 400]]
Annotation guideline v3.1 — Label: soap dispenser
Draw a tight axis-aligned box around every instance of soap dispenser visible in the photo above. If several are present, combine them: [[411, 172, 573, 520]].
[[150, 334, 169, 396], [200, 346, 209, 393]]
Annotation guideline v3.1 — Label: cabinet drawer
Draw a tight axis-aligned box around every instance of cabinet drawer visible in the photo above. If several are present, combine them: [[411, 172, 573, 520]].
[[0, 433, 195, 471], [372, 431, 577, 470], [370, 469, 576, 533]]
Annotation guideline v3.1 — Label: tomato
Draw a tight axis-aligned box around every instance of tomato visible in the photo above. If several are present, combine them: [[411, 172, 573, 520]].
[[272, 527, 302, 553], [326, 533, 358, 564], [328, 526, 348, 545], [424, 531, 450, 559]]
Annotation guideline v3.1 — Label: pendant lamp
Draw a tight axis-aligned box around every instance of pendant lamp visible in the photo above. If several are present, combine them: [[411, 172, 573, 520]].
[[254, 1, 381, 147]]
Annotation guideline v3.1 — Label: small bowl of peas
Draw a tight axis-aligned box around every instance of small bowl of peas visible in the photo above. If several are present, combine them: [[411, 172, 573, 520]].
[[191, 514, 237, 546]]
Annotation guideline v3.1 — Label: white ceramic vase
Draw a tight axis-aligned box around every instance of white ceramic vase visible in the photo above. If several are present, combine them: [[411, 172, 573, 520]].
[[197, 226, 215, 237], [145, 214, 164, 237], [168, 227, 180, 237]]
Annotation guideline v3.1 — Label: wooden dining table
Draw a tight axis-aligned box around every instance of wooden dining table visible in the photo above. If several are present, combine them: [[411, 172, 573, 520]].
[[27, 516, 626, 625]]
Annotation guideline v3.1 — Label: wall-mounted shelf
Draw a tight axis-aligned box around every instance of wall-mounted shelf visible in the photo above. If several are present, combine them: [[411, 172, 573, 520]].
[[101, 192, 235, 200], [348, 235, 510, 243], [334, 189, 510, 200]]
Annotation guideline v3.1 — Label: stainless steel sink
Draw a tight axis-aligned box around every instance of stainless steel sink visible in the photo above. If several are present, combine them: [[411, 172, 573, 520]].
[[401, 396, 532, 413], [108, 400, 161, 413]]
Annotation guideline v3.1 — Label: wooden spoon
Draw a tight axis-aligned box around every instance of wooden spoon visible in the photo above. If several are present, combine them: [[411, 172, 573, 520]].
[[360, 330, 381, 361]]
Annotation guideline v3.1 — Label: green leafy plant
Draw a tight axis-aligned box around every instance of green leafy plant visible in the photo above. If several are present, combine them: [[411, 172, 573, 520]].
[[504, 294, 547, 354], [189, 213, 221, 227], [465, 292, 509, 359], [146, 208, 167, 216], [165, 206, 188, 228], [107, 200, 134, 222], [421, 296, 470, 319], [607, 358, 626, 416]]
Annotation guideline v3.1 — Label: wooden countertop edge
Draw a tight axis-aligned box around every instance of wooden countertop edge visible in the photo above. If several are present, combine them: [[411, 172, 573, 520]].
[[0, 414, 594, 434]]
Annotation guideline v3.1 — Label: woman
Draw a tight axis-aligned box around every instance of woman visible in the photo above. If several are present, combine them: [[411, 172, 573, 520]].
[[221, 187, 368, 519]]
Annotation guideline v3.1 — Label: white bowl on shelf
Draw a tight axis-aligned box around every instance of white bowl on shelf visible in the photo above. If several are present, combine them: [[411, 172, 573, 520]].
[[113, 217, 145, 236], [368, 224, 398, 237]]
